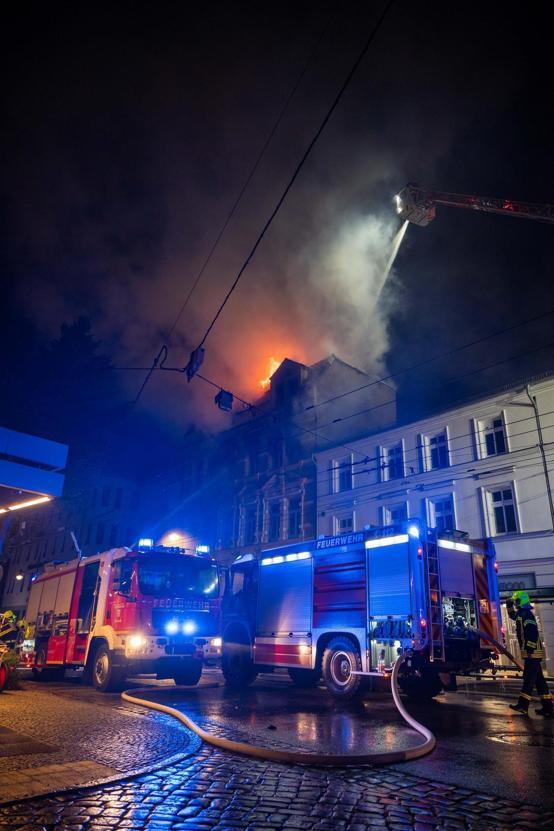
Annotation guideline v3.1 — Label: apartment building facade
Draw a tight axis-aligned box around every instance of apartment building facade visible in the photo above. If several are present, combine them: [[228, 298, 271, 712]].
[[0, 472, 142, 616], [316, 374, 554, 674], [213, 354, 396, 563]]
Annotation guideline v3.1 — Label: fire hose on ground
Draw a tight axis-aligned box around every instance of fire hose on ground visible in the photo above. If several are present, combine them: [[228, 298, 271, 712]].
[[122, 654, 434, 766], [121, 633, 523, 766]]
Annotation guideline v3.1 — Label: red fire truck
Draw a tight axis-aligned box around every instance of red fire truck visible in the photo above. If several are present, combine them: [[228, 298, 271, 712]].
[[24, 543, 221, 691], [221, 522, 502, 700]]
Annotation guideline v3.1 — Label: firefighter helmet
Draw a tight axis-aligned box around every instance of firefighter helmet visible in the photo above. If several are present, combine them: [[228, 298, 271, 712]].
[[511, 590, 531, 607]]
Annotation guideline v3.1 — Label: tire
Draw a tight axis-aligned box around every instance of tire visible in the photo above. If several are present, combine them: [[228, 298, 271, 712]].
[[221, 631, 257, 690], [398, 669, 443, 701], [92, 644, 126, 692], [288, 667, 321, 688], [173, 659, 203, 686], [322, 635, 363, 699]]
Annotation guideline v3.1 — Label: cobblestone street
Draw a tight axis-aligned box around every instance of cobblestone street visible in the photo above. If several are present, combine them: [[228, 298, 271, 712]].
[[3, 744, 553, 831], [0, 679, 199, 801], [2, 674, 554, 831]]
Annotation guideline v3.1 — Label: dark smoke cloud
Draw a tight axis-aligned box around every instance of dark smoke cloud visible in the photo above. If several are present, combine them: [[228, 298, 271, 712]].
[[2, 3, 552, 433]]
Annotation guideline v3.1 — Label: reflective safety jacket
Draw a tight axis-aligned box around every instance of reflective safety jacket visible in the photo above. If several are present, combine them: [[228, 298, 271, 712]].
[[508, 604, 544, 659]]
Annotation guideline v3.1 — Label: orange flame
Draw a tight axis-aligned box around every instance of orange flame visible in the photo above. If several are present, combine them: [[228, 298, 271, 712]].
[[260, 356, 281, 390]]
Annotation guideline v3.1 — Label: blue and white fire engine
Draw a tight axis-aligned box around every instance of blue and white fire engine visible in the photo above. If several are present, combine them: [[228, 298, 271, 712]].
[[221, 521, 502, 699]]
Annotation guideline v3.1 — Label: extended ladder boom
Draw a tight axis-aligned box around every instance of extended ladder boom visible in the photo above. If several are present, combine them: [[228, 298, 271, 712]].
[[395, 183, 554, 226]]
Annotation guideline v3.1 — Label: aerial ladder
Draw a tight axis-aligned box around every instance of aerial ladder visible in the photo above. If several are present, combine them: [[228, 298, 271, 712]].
[[395, 183, 554, 226]]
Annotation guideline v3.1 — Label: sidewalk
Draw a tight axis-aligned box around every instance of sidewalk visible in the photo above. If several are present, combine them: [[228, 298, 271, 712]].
[[0, 679, 199, 803]]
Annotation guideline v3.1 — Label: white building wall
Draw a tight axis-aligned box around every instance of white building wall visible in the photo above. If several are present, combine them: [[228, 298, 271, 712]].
[[316, 376, 554, 675]]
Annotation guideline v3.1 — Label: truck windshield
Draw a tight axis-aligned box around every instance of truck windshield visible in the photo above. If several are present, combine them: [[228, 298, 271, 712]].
[[137, 557, 218, 598]]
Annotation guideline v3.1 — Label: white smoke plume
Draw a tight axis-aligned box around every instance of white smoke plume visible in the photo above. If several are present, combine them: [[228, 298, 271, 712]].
[[297, 211, 405, 376]]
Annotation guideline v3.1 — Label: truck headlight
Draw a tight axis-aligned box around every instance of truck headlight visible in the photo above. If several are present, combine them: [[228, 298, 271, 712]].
[[183, 621, 196, 635], [210, 637, 222, 648], [165, 620, 180, 636], [129, 634, 147, 649]]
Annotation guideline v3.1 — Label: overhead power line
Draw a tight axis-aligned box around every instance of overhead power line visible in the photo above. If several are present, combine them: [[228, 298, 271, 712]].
[[188, 0, 396, 362], [114, 309, 554, 468], [306, 307, 554, 413], [133, 14, 333, 406], [190, 338, 554, 461]]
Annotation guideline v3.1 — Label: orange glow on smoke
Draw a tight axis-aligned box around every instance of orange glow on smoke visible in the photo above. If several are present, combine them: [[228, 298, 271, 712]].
[[260, 356, 281, 390]]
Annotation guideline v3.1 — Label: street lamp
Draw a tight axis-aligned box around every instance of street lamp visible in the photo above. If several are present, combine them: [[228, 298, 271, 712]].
[[15, 571, 24, 581]]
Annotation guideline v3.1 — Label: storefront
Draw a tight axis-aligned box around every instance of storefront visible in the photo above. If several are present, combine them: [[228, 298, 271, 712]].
[[498, 572, 554, 677]]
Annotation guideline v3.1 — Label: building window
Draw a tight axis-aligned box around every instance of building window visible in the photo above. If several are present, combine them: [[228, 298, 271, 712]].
[[244, 506, 256, 546], [382, 443, 404, 481], [109, 524, 118, 547], [429, 432, 449, 469], [256, 452, 272, 474], [428, 496, 455, 532], [96, 523, 105, 546], [333, 514, 354, 534], [288, 497, 301, 539], [268, 502, 281, 542], [480, 415, 507, 457], [487, 487, 518, 535], [101, 487, 111, 507], [330, 455, 353, 493], [382, 503, 408, 526], [114, 488, 123, 510], [216, 509, 234, 549]]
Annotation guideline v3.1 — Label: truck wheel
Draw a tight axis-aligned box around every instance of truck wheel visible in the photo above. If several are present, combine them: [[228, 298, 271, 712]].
[[92, 644, 126, 693], [222, 635, 257, 690], [322, 635, 362, 699], [173, 660, 203, 686], [288, 667, 321, 688], [398, 669, 443, 701]]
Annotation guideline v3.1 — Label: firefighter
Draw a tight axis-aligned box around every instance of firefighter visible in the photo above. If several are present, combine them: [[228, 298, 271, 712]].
[[0, 611, 17, 642], [507, 590, 552, 717]]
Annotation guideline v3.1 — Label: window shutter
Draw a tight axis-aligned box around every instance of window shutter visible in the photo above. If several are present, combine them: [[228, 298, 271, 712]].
[[328, 460, 335, 496], [421, 498, 430, 526], [471, 418, 481, 460], [477, 487, 490, 537], [416, 433, 425, 473], [376, 446, 383, 482]]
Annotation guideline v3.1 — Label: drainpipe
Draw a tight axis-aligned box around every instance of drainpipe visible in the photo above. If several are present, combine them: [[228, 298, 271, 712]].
[[526, 385, 554, 531]]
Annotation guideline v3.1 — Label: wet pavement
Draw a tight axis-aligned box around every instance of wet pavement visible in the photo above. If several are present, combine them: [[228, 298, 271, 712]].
[[0, 675, 199, 801], [131, 670, 554, 809], [2, 743, 552, 831], [135, 677, 423, 756], [1, 669, 554, 829]]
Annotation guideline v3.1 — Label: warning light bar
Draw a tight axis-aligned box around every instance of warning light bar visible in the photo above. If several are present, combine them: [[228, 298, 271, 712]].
[[438, 539, 472, 553], [261, 551, 311, 566], [365, 534, 409, 550]]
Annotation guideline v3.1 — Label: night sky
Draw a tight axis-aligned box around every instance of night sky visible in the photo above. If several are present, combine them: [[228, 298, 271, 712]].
[[1, 2, 552, 451]]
